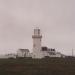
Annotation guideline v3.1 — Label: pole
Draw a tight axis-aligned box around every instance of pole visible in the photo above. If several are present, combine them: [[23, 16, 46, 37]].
[[72, 49, 73, 57]]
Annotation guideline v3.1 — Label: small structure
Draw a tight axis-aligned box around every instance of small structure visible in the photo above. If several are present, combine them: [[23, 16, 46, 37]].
[[5, 54, 16, 58], [17, 49, 30, 57]]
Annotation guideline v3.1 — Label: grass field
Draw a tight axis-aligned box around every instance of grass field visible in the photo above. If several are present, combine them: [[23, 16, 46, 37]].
[[0, 57, 75, 75]]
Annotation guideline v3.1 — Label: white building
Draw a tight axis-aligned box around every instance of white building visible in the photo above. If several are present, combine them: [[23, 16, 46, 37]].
[[41, 47, 63, 58], [17, 49, 30, 57], [41, 47, 56, 57]]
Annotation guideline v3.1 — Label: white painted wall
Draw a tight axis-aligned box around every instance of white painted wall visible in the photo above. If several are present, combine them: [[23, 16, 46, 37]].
[[17, 49, 30, 57], [32, 28, 42, 58]]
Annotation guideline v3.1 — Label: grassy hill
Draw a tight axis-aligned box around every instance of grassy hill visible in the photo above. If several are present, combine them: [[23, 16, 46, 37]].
[[0, 57, 75, 75]]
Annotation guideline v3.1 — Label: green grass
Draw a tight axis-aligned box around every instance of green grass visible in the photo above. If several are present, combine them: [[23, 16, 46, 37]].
[[0, 57, 75, 75]]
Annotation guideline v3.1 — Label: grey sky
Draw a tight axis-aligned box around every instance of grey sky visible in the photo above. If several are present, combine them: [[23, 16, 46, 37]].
[[0, 0, 75, 55]]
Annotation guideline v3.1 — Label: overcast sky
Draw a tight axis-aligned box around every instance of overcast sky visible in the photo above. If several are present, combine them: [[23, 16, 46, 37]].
[[0, 0, 75, 55]]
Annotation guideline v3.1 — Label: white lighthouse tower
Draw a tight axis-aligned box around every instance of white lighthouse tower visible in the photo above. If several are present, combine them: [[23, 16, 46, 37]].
[[32, 28, 43, 58]]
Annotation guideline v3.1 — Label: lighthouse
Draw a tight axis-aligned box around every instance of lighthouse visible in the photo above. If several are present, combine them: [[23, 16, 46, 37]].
[[32, 28, 43, 58]]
